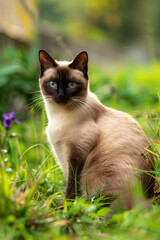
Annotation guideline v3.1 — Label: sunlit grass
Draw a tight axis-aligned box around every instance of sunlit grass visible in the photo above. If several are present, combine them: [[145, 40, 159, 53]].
[[0, 44, 160, 238], [0, 106, 160, 239], [89, 62, 160, 114]]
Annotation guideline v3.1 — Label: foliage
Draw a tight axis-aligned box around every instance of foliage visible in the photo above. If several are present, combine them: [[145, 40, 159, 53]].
[[0, 0, 160, 237], [0, 108, 160, 240], [0, 44, 39, 116], [0, 43, 160, 240], [0, 42, 159, 239], [89, 62, 160, 115], [0, 44, 159, 119], [38, 0, 160, 43]]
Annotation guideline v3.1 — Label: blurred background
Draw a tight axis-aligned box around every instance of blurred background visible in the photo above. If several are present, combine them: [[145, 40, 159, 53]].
[[0, 2, 160, 238], [0, 0, 159, 118]]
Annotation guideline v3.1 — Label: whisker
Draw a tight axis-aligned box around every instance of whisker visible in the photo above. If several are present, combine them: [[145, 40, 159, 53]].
[[26, 94, 44, 113], [28, 90, 41, 94], [71, 97, 95, 117]]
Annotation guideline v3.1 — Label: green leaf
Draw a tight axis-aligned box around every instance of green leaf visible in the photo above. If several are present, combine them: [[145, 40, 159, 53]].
[[0, 77, 8, 87], [0, 64, 23, 77], [86, 205, 97, 213], [81, 215, 93, 224], [97, 207, 110, 217]]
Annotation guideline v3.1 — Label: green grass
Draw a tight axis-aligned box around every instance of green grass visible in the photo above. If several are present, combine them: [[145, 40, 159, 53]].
[[0, 105, 160, 240], [0, 45, 160, 239], [89, 61, 160, 114]]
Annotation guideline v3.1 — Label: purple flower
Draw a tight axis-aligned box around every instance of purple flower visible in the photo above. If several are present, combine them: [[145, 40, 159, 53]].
[[104, 213, 113, 222], [2, 111, 20, 129]]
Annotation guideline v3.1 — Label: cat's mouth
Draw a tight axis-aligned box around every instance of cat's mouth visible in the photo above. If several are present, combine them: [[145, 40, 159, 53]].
[[44, 95, 85, 108], [55, 95, 70, 104]]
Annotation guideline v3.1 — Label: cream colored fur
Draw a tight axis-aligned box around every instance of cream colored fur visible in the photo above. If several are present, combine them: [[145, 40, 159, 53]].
[[44, 89, 153, 197]]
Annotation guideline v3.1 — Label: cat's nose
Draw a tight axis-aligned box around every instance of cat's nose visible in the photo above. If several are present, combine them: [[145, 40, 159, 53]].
[[56, 88, 68, 103], [57, 89, 65, 98]]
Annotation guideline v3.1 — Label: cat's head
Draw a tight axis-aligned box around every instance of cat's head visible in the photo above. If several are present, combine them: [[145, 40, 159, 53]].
[[39, 50, 88, 107]]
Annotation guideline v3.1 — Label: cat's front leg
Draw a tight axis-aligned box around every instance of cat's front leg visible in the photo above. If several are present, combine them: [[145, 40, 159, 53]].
[[65, 158, 84, 199], [65, 166, 76, 199]]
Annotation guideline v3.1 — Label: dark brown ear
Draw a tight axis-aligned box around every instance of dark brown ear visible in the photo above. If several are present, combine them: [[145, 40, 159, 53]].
[[69, 51, 88, 79], [39, 50, 57, 76]]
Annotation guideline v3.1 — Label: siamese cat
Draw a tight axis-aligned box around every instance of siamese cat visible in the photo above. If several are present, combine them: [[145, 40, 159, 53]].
[[38, 50, 154, 203]]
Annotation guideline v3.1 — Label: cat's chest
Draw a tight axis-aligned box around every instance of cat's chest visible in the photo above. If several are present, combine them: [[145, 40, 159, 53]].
[[46, 116, 99, 179], [46, 116, 75, 144], [46, 116, 76, 179]]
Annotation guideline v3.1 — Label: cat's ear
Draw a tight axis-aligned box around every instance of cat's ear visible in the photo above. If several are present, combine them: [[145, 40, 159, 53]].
[[69, 51, 88, 79], [39, 50, 57, 76]]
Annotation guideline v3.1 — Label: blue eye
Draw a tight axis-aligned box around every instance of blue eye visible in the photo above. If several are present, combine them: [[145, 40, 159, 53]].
[[49, 81, 57, 88], [68, 82, 77, 89]]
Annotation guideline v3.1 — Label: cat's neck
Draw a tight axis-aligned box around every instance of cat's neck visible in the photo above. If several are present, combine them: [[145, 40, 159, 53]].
[[44, 90, 104, 123]]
